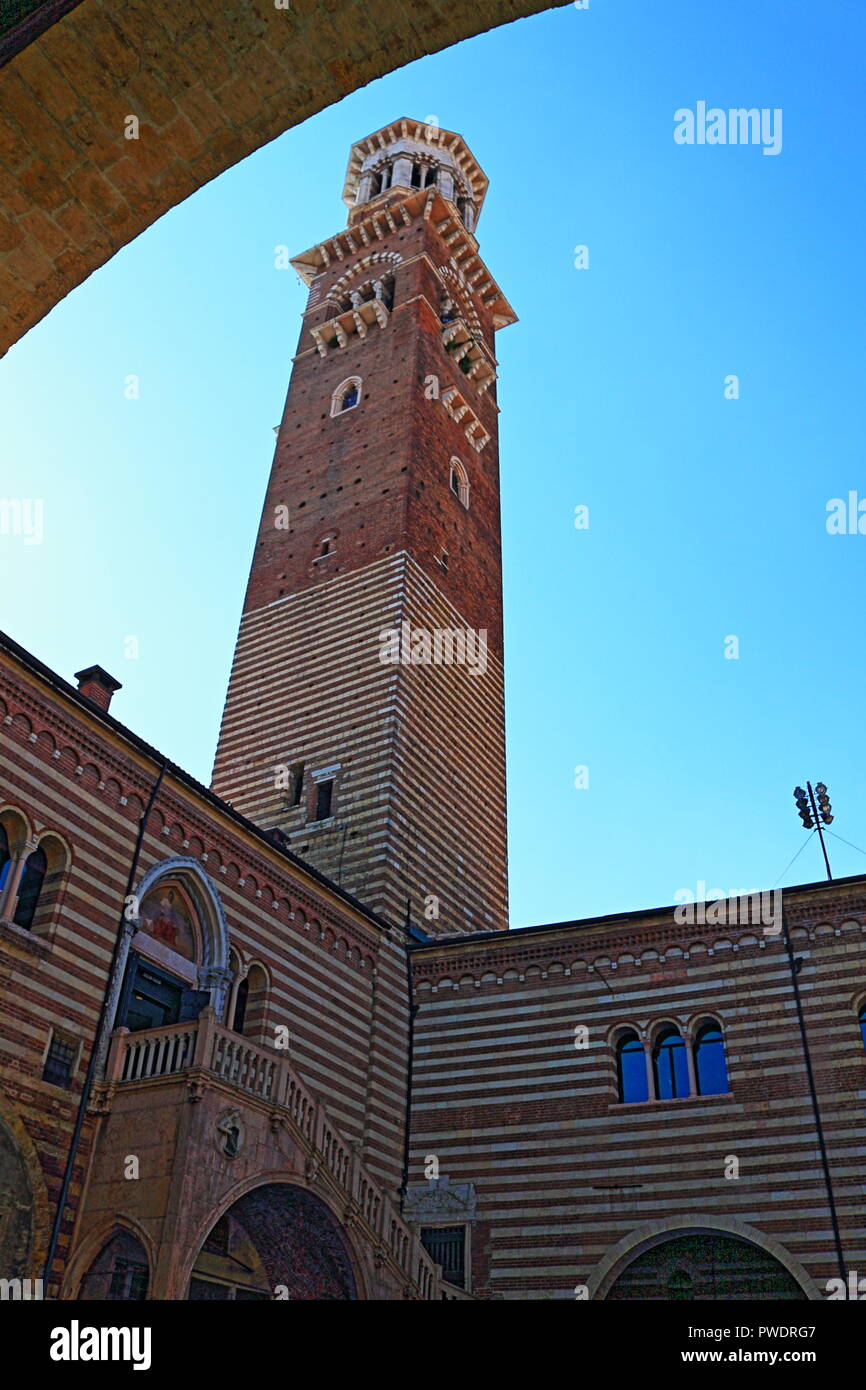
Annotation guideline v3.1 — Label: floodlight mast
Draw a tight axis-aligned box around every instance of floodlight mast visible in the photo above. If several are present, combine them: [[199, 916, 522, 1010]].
[[793, 781, 833, 881]]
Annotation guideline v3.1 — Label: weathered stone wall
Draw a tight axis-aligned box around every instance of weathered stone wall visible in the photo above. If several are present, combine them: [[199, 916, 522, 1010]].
[[0, 0, 566, 356]]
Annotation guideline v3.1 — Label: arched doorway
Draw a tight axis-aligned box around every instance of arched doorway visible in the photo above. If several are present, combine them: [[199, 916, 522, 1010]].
[[188, 1184, 357, 1301], [605, 1230, 808, 1301]]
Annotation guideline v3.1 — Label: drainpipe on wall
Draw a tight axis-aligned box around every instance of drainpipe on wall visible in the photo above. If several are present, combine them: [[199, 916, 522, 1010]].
[[43, 761, 166, 1295], [780, 897, 846, 1284], [399, 900, 418, 1210]]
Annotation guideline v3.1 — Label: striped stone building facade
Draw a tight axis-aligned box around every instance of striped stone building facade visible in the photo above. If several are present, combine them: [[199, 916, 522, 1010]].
[[1, 119, 864, 1302], [407, 881, 866, 1299]]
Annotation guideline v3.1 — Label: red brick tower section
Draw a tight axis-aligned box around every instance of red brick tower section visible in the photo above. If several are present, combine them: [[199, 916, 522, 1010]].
[[212, 119, 517, 936]]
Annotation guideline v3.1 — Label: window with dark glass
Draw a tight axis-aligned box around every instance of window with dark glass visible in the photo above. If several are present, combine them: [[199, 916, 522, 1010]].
[[0, 823, 10, 899], [42, 1034, 76, 1088], [667, 1268, 694, 1300], [420, 1226, 466, 1288], [314, 779, 333, 821], [653, 1028, 690, 1100], [616, 1032, 649, 1103], [232, 977, 249, 1035], [119, 957, 183, 1032], [13, 844, 46, 929], [290, 763, 304, 807], [108, 1259, 149, 1301], [859, 1005, 866, 1053], [694, 1022, 729, 1096], [341, 383, 359, 411]]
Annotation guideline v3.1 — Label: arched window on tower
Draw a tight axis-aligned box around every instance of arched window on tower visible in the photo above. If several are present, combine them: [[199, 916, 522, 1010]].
[[13, 845, 47, 930], [410, 162, 422, 188], [331, 377, 362, 417], [449, 458, 470, 509], [616, 1031, 649, 1103], [693, 1020, 730, 1096], [652, 1027, 690, 1100]]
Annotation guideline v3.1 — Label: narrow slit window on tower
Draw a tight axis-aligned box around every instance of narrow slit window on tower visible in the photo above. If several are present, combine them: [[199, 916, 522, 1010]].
[[232, 976, 249, 1035], [289, 763, 304, 807], [313, 780, 334, 822], [449, 458, 470, 509]]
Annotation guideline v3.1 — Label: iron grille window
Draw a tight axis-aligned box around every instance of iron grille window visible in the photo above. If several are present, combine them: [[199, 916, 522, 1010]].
[[420, 1226, 466, 1288], [42, 1034, 76, 1088]]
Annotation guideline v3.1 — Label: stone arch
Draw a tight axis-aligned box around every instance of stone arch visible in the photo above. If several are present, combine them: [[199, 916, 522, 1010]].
[[3, 1, 565, 358], [27, 829, 72, 934], [587, 1216, 819, 1301], [96, 857, 232, 1070], [134, 857, 230, 979], [328, 251, 403, 304], [0, 1095, 51, 1280], [440, 264, 484, 338], [0, 804, 31, 854], [448, 455, 470, 508], [183, 1178, 364, 1300]]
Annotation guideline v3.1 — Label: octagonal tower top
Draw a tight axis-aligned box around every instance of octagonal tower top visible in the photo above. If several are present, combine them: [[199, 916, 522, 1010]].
[[342, 117, 489, 233]]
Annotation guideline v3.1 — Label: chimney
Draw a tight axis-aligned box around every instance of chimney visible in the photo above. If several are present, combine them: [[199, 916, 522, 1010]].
[[74, 665, 122, 712]]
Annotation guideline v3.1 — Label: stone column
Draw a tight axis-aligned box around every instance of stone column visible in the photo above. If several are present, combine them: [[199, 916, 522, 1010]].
[[438, 169, 455, 201], [643, 1039, 655, 1101], [0, 852, 27, 919]]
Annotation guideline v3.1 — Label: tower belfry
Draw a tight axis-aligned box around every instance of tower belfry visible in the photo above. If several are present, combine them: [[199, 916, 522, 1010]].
[[212, 118, 516, 936]]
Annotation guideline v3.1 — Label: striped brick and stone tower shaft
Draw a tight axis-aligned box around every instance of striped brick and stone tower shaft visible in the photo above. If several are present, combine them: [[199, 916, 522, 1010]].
[[212, 119, 516, 936]]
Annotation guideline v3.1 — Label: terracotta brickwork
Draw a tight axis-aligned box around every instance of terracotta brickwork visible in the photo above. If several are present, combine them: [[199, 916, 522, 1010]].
[[0, 638, 420, 1295], [213, 132, 514, 935]]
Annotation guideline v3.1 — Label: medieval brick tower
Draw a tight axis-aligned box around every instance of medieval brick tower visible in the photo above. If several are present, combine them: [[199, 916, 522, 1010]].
[[212, 119, 516, 936]]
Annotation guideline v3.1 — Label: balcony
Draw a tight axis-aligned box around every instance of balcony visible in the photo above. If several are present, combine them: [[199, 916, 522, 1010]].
[[103, 1010, 457, 1301]]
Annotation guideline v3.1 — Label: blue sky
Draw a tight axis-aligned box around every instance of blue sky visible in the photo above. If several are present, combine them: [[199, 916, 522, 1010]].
[[2, 0, 865, 928]]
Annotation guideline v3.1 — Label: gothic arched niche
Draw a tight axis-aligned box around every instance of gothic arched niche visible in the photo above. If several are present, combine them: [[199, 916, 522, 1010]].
[[605, 1230, 807, 1301], [78, 1229, 150, 1300], [188, 1184, 357, 1300], [0, 1112, 34, 1279]]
